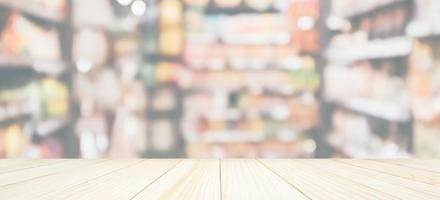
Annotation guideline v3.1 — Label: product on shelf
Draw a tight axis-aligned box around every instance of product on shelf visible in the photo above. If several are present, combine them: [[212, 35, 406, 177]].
[[151, 120, 176, 151], [76, 113, 109, 159], [0, 121, 65, 158], [184, 8, 204, 32], [159, 0, 183, 56], [184, 0, 209, 7], [0, 13, 61, 61], [0, 0, 67, 21], [182, 84, 319, 157], [2, 124, 29, 158], [160, 0, 183, 28], [406, 0, 440, 37], [0, 77, 69, 121], [407, 38, 440, 158], [331, 0, 405, 18], [73, 0, 114, 28], [326, 0, 411, 62], [155, 62, 183, 83], [414, 122, 440, 158], [186, 138, 316, 158], [121, 81, 147, 112], [245, 0, 273, 11], [74, 69, 121, 112], [73, 28, 109, 69], [328, 109, 409, 158], [325, 58, 410, 121], [152, 88, 177, 111], [325, 0, 416, 158], [179, 0, 321, 158], [287, 0, 319, 52], [0, 87, 31, 122], [159, 28, 183, 56], [110, 108, 147, 158], [356, 5, 408, 39], [40, 78, 69, 118], [407, 39, 440, 122], [214, 0, 242, 8]]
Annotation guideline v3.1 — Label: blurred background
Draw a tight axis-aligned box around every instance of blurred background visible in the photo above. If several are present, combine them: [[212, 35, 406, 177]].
[[0, 0, 439, 159]]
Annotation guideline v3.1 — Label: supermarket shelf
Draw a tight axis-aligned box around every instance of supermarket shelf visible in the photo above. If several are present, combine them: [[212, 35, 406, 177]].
[[205, 4, 278, 15], [0, 113, 31, 127], [201, 131, 266, 143], [325, 37, 413, 62], [198, 131, 303, 143], [0, 56, 67, 76], [0, 102, 31, 127], [36, 117, 69, 137], [328, 138, 409, 159], [333, 97, 411, 122], [342, 0, 407, 18], [0, 0, 65, 23], [0, 159, 438, 199], [407, 28, 440, 39]]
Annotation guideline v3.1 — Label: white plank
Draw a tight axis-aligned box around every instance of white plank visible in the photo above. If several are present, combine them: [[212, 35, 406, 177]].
[[0, 160, 102, 187], [222, 159, 308, 200], [132, 159, 221, 200], [260, 159, 397, 200], [0, 160, 141, 200], [300, 160, 440, 199], [38, 159, 180, 200], [339, 159, 440, 186]]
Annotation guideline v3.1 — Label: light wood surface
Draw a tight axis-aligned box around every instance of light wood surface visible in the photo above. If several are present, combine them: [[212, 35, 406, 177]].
[[0, 159, 439, 199]]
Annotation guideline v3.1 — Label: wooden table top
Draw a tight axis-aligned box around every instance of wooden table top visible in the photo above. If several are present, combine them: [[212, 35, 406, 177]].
[[0, 159, 439, 199]]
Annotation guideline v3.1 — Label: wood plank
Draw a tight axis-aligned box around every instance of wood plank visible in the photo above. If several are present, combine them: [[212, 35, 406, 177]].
[[222, 159, 308, 200], [260, 159, 398, 200], [0, 160, 141, 200], [0, 160, 103, 187], [0, 159, 439, 199], [37, 159, 180, 200], [0, 160, 65, 174], [376, 159, 440, 173], [132, 159, 221, 200], [338, 159, 440, 186], [299, 160, 440, 199]]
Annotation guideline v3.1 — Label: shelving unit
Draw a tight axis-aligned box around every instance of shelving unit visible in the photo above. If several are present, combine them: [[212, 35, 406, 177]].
[[204, 2, 278, 15], [325, 36, 413, 61], [181, 0, 320, 158], [0, 0, 66, 23], [323, 0, 415, 158], [0, 56, 67, 76], [3, 0, 439, 159], [140, 0, 186, 158], [0, 0, 73, 158], [342, 0, 407, 19], [35, 116, 69, 136], [404, 0, 440, 157], [330, 97, 411, 122]]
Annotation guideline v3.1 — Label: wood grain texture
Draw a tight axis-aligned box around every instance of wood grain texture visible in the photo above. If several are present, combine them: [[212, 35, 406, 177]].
[[221, 159, 308, 200], [0, 159, 439, 200], [0, 160, 64, 174], [132, 159, 220, 200]]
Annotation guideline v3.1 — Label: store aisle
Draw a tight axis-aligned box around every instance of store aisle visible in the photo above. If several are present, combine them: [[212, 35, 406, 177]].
[[1, 0, 440, 159]]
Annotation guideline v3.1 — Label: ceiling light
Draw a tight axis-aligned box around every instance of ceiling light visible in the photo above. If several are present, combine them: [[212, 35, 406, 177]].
[[131, 0, 147, 16]]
